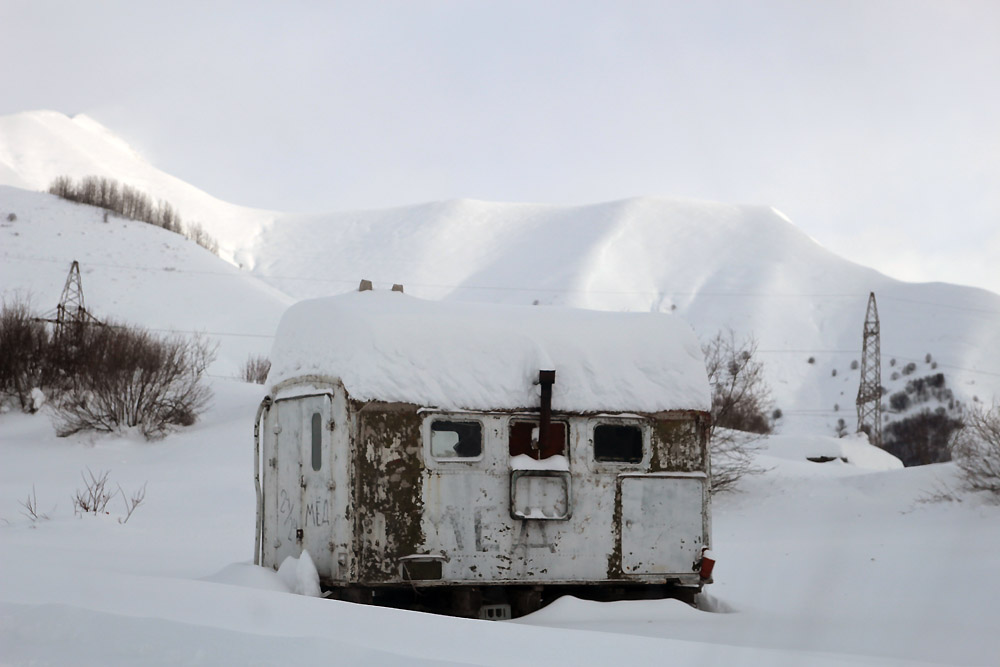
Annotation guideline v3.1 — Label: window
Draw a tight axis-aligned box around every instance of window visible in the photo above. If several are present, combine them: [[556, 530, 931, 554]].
[[430, 420, 482, 458], [311, 412, 322, 471], [594, 423, 643, 463], [509, 420, 566, 459]]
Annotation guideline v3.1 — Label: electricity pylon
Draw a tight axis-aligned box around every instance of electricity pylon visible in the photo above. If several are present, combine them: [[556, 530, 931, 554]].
[[856, 292, 882, 447], [55, 261, 88, 340], [37, 261, 103, 343]]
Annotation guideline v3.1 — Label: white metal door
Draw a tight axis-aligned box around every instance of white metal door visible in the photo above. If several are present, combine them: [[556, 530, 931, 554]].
[[271, 395, 333, 568], [272, 398, 304, 567], [620, 474, 706, 575], [298, 394, 334, 576]]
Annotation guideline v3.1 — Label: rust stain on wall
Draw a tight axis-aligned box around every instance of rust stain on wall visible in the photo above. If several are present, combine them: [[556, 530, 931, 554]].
[[355, 401, 425, 582]]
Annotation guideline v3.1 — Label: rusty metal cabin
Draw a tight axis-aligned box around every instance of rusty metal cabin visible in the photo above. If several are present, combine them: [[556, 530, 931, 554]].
[[254, 289, 714, 617]]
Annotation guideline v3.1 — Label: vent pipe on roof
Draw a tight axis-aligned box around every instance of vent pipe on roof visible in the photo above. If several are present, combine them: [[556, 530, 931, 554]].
[[391, 284, 404, 293], [538, 370, 556, 455], [358, 279, 373, 292]]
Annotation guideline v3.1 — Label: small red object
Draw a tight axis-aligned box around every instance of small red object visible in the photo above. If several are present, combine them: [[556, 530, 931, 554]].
[[699, 548, 715, 581]]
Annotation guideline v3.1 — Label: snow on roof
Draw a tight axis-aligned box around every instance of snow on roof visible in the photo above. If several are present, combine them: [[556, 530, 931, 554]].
[[267, 291, 711, 413]]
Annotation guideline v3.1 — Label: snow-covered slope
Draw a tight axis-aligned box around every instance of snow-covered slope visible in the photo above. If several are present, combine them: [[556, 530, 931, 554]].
[[0, 186, 289, 374], [0, 110, 275, 259], [3, 110, 999, 433]]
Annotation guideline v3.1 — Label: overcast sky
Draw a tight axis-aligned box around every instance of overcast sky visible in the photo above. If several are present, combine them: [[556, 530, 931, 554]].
[[3, 1, 999, 294]]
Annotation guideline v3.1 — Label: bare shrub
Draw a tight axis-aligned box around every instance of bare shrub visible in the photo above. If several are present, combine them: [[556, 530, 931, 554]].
[[951, 404, 1000, 498], [702, 330, 773, 492], [240, 354, 271, 385], [71, 470, 148, 521], [884, 409, 962, 466], [916, 478, 963, 505], [119, 482, 147, 524], [19, 485, 49, 522], [72, 468, 114, 515], [0, 296, 51, 412], [53, 323, 216, 440]]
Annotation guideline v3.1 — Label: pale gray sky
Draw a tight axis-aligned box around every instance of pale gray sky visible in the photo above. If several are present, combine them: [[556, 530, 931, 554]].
[[3, 0, 999, 293]]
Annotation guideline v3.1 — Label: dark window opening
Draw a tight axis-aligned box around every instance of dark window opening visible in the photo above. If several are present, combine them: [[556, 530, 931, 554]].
[[509, 420, 567, 460], [594, 424, 643, 463], [311, 412, 322, 471], [431, 420, 482, 458]]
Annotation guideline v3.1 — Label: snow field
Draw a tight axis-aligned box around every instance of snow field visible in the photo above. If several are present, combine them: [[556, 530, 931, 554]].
[[5, 382, 997, 665]]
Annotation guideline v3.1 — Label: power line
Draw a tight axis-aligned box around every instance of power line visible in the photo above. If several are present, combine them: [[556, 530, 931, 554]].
[[5, 251, 1000, 316], [879, 294, 1000, 317], [104, 323, 274, 339], [758, 349, 857, 354]]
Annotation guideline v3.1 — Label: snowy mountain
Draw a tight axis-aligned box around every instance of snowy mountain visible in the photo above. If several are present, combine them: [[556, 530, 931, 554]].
[[2, 109, 999, 436], [0, 110, 275, 258], [0, 186, 289, 374]]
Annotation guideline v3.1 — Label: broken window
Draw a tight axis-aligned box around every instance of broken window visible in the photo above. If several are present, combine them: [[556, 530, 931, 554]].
[[509, 420, 567, 460], [430, 420, 482, 458], [594, 423, 643, 463], [311, 412, 322, 471]]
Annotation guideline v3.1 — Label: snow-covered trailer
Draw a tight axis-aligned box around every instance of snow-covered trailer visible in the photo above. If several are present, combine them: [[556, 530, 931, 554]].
[[254, 288, 714, 617]]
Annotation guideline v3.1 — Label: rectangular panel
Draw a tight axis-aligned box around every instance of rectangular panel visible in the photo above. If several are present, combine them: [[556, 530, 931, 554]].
[[620, 474, 705, 575]]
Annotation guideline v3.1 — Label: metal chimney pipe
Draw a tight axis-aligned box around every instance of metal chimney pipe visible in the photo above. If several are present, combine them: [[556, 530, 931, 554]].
[[538, 369, 556, 456]]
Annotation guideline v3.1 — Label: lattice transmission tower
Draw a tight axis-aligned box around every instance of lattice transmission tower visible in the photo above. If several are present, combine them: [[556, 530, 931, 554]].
[[37, 261, 103, 343], [856, 291, 882, 447]]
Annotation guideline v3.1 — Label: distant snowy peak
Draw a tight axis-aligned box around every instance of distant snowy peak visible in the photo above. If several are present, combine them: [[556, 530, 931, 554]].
[[0, 111, 142, 188], [0, 109, 275, 259]]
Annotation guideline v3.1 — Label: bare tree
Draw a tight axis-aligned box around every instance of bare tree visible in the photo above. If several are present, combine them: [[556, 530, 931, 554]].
[[184, 222, 220, 255], [702, 330, 773, 492], [47, 175, 220, 256], [950, 403, 1000, 498]]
